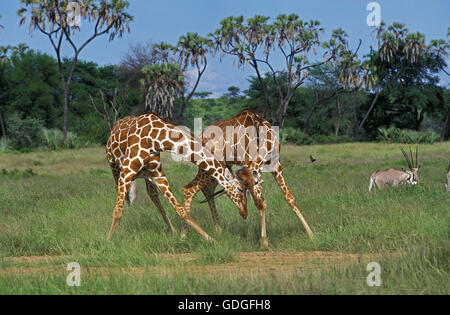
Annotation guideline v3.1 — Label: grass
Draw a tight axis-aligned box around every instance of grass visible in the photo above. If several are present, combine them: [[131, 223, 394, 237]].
[[0, 142, 449, 294]]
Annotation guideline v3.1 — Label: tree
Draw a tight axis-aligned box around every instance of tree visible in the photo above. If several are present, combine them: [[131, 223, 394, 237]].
[[7, 50, 62, 127], [210, 14, 346, 128], [141, 62, 184, 119], [194, 91, 213, 99], [359, 23, 449, 138], [152, 33, 213, 122], [224, 86, 241, 99], [18, 0, 132, 141], [89, 86, 128, 130]]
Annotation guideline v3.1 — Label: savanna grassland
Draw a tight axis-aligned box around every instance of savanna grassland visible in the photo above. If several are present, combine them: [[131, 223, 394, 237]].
[[0, 143, 449, 294]]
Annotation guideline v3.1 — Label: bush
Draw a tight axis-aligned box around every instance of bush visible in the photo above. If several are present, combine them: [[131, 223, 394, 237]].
[[377, 127, 440, 144], [280, 128, 351, 145], [5, 113, 44, 149], [40, 128, 81, 149], [0, 137, 13, 153], [4, 113, 85, 151]]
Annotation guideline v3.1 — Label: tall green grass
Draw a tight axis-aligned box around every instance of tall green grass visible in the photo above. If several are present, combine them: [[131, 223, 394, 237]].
[[0, 142, 449, 294]]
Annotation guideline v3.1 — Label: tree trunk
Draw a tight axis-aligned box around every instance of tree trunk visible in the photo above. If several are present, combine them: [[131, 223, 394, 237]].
[[63, 87, 69, 141], [0, 111, 6, 138], [352, 90, 360, 139], [252, 60, 275, 124], [334, 96, 341, 137], [441, 109, 450, 141], [302, 99, 319, 134], [355, 90, 381, 141], [415, 109, 425, 132]]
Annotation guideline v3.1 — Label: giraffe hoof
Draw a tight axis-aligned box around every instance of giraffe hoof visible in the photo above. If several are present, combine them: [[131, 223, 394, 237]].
[[180, 232, 187, 240], [260, 237, 269, 250], [215, 225, 222, 234]]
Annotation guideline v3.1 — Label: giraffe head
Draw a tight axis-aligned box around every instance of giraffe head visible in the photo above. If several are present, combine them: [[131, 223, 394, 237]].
[[236, 167, 265, 210], [222, 167, 248, 219]]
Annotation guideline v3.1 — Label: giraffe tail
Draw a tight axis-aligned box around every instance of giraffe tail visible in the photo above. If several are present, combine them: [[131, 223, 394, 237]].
[[125, 180, 138, 206]]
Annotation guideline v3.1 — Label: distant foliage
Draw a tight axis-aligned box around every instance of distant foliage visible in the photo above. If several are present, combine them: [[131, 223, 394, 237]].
[[377, 127, 440, 144], [4, 115, 84, 151], [0, 137, 12, 153], [5, 113, 44, 149], [280, 128, 350, 145], [40, 128, 80, 150]]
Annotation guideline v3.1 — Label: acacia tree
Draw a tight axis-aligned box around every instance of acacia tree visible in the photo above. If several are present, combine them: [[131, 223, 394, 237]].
[[18, 0, 132, 141], [210, 14, 346, 128], [358, 23, 449, 138]]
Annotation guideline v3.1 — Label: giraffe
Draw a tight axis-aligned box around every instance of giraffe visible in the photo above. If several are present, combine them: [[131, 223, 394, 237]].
[[127, 110, 313, 248], [179, 110, 314, 248], [105, 113, 247, 242]]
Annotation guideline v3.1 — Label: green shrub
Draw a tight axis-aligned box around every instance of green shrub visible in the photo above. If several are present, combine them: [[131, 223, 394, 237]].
[[378, 127, 440, 144], [4, 113, 85, 151], [0, 137, 13, 153], [40, 128, 81, 149], [5, 114, 44, 149]]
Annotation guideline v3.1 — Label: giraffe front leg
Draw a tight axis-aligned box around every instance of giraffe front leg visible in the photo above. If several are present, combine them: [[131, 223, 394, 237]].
[[201, 181, 222, 233], [145, 178, 176, 235], [107, 172, 134, 241], [254, 184, 269, 249], [151, 169, 213, 242], [272, 163, 314, 240], [181, 170, 211, 239]]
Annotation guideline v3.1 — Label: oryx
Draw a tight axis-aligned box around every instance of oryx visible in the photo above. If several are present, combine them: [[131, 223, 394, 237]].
[[369, 146, 419, 192]]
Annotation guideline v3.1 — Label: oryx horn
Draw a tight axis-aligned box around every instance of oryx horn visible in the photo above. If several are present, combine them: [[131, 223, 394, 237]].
[[400, 147, 413, 170]]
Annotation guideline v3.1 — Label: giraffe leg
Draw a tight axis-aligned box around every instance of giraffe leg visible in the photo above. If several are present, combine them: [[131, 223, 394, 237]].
[[201, 181, 222, 233], [272, 162, 314, 240], [144, 178, 176, 235], [181, 170, 211, 239], [150, 168, 213, 242], [110, 163, 136, 206], [254, 184, 269, 249], [107, 170, 135, 241]]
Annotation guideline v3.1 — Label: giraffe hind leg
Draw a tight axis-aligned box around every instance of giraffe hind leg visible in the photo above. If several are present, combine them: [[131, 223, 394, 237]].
[[107, 171, 135, 241]]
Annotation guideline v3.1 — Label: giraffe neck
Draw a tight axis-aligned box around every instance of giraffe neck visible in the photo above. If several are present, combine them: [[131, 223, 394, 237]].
[[149, 116, 236, 191]]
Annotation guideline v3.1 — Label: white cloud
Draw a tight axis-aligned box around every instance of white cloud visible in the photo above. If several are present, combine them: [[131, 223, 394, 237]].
[[184, 66, 229, 97]]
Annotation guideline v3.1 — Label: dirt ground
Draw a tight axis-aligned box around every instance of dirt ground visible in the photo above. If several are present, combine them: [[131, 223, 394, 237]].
[[2, 251, 385, 279]]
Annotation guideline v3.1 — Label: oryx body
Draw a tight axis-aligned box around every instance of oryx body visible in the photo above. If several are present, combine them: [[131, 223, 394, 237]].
[[369, 146, 419, 192], [369, 168, 417, 191]]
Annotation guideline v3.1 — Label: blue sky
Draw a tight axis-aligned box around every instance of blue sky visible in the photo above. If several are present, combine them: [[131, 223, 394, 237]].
[[1, 0, 449, 96]]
